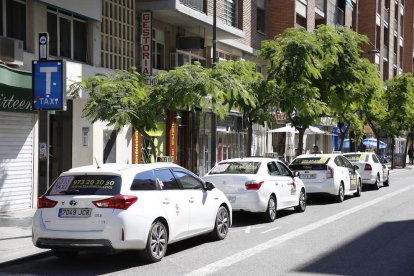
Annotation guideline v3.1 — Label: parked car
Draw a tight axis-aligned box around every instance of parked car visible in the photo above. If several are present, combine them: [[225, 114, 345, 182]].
[[289, 153, 362, 202], [32, 163, 231, 262], [343, 152, 389, 189], [202, 157, 306, 222]]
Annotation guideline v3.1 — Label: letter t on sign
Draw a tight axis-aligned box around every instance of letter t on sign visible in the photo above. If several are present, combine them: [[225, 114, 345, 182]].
[[39, 67, 58, 98]]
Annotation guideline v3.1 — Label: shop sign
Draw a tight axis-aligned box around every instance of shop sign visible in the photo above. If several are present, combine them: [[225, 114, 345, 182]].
[[0, 86, 32, 113], [157, 156, 173, 162], [132, 129, 142, 164], [270, 111, 287, 123], [169, 120, 177, 163], [141, 11, 152, 76], [32, 60, 65, 110]]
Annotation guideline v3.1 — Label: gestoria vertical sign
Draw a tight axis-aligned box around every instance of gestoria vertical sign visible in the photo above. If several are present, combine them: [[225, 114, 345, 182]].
[[141, 11, 152, 76]]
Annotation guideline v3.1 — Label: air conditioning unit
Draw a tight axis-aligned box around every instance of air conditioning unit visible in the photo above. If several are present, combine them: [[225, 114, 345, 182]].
[[0, 36, 23, 67]]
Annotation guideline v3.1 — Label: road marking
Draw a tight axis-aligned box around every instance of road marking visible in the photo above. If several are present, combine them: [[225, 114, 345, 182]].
[[185, 185, 414, 276], [229, 225, 265, 233], [260, 226, 280, 234]]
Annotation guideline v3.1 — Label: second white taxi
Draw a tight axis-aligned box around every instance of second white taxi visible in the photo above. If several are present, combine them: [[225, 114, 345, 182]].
[[343, 152, 389, 189], [202, 157, 306, 222], [289, 154, 362, 202], [32, 163, 231, 262]]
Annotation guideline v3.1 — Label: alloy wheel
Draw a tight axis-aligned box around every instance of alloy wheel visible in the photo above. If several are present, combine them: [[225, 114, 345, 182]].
[[150, 223, 167, 259], [217, 207, 229, 238]]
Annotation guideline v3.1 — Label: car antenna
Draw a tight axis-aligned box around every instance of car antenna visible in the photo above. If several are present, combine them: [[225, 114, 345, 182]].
[[95, 157, 101, 169]]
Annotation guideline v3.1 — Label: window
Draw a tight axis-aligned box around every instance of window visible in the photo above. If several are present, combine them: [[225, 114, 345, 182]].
[[223, 0, 237, 27], [277, 162, 293, 177], [1, 0, 26, 48], [334, 157, 345, 167], [47, 8, 87, 62], [372, 154, 380, 163], [267, 162, 280, 176], [257, 8, 265, 33], [47, 175, 122, 196], [296, 0, 307, 28], [340, 156, 353, 169], [131, 170, 158, 190], [296, 13, 307, 28], [172, 169, 203, 190], [154, 169, 180, 190], [152, 29, 165, 70]]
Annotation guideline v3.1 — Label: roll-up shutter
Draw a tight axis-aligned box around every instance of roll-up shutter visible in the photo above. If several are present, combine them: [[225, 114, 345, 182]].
[[0, 111, 34, 211]]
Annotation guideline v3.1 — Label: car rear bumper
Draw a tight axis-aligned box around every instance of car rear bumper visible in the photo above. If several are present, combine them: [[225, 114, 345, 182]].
[[32, 210, 150, 251], [303, 179, 337, 195], [226, 192, 268, 213]]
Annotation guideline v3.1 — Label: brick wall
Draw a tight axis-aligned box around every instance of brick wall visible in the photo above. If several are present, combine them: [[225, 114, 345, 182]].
[[266, 0, 296, 39], [403, 0, 413, 73], [357, 0, 378, 68]]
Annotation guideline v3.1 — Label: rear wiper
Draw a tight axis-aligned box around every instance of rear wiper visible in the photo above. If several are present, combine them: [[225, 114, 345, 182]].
[[59, 190, 80, 195]]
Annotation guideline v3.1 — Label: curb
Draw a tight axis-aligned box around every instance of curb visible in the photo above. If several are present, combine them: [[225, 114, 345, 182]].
[[0, 251, 52, 269]]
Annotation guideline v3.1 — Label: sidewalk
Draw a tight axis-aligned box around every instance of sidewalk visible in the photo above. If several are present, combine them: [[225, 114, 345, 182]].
[[0, 208, 50, 267]]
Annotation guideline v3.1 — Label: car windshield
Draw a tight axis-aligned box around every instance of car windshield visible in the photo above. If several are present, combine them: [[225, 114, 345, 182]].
[[344, 154, 369, 163], [209, 162, 261, 175], [291, 157, 330, 165], [47, 175, 122, 196]]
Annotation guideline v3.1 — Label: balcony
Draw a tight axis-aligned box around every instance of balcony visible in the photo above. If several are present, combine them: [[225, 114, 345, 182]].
[[136, 0, 244, 40], [180, 0, 204, 12]]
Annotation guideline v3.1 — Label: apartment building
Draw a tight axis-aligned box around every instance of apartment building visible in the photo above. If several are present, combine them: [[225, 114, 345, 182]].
[[0, 0, 137, 211], [358, 0, 412, 81]]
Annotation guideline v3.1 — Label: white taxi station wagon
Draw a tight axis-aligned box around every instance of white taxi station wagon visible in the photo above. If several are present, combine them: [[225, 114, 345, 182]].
[[343, 152, 389, 189], [289, 154, 362, 202], [32, 163, 232, 262], [202, 157, 307, 222]]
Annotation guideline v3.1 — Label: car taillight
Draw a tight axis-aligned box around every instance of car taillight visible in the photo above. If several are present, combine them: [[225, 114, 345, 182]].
[[245, 181, 264, 190], [92, 194, 138, 210], [326, 166, 334, 179], [364, 164, 372, 171], [38, 195, 58, 208]]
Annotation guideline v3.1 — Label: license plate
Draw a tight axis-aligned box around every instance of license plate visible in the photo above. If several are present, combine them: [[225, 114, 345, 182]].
[[300, 174, 316, 179], [227, 196, 236, 203], [58, 208, 92, 218]]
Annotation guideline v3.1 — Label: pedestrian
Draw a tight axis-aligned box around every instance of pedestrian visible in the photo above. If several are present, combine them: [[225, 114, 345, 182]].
[[311, 145, 321, 154], [408, 148, 414, 165]]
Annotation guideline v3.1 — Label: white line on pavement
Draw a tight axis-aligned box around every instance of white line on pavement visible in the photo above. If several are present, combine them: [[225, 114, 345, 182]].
[[229, 225, 265, 233], [185, 185, 414, 276], [260, 226, 280, 234]]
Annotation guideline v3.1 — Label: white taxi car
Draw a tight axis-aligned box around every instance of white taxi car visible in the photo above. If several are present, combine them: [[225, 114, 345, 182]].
[[289, 154, 362, 202], [32, 163, 231, 262], [202, 157, 306, 222], [343, 152, 389, 189]]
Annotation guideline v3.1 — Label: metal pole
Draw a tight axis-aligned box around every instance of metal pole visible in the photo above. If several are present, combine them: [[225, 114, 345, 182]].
[[211, 0, 217, 167]]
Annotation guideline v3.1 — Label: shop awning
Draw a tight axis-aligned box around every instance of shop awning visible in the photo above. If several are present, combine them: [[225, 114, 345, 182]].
[[0, 64, 32, 113]]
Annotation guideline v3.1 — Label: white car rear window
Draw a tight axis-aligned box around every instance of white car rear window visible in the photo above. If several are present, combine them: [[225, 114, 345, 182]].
[[47, 175, 122, 195], [344, 154, 369, 163], [291, 157, 330, 165], [209, 162, 261, 175]]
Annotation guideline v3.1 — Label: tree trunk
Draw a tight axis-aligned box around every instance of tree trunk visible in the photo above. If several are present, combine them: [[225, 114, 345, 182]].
[[246, 116, 253, 157], [403, 132, 410, 168], [297, 129, 305, 156], [338, 124, 348, 151], [391, 136, 395, 169]]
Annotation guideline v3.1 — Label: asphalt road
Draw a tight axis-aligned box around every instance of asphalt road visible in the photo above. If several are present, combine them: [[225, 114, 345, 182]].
[[1, 168, 414, 276]]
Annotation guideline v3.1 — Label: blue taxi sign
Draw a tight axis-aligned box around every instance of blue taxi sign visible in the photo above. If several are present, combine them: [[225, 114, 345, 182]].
[[33, 60, 65, 110]]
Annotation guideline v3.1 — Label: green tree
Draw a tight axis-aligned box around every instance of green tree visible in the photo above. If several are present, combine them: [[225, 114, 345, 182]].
[[259, 28, 328, 155], [68, 68, 159, 159], [383, 74, 414, 168], [316, 25, 374, 151]]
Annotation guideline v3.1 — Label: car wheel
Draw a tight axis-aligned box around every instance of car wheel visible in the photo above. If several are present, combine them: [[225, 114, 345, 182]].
[[374, 175, 380, 190], [294, 189, 306, 212], [211, 206, 230, 240], [335, 183, 345, 203], [52, 249, 79, 259], [353, 179, 362, 197], [140, 221, 168, 263], [262, 195, 277, 222]]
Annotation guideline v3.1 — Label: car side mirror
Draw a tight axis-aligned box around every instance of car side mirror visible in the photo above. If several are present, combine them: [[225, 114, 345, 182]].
[[353, 165, 359, 171], [205, 181, 215, 191], [293, 171, 300, 177]]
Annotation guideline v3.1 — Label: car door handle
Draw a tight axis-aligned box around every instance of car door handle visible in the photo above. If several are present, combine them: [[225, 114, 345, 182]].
[[162, 198, 170, 205], [189, 197, 194, 203], [275, 182, 279, 186]]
